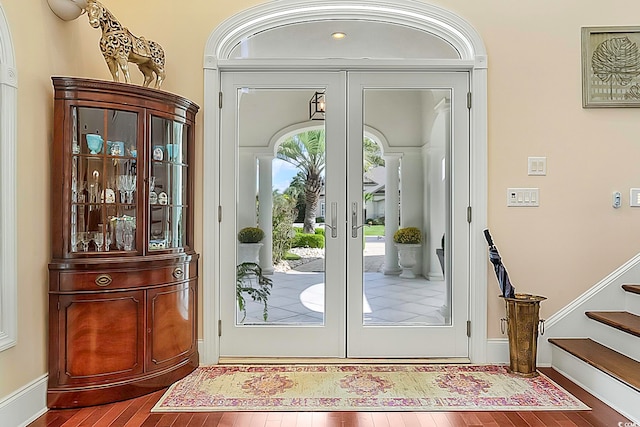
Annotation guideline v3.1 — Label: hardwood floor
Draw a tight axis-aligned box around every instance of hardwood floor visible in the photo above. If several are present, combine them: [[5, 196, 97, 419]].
[[29, 368, 631, 427]]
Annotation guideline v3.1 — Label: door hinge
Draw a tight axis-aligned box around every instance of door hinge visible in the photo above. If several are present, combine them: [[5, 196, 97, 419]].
[[219, 91, 223, 109], [218, 205, 222, 223], [466, 206, 472, 223], [57, 301, 60, 311], [467, 92, 472, 109], [466, 320, 471, 337], [218, 319, 222, 337]]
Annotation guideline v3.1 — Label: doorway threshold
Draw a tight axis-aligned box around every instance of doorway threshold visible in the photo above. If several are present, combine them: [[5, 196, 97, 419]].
[[218, 357, 471, 365]]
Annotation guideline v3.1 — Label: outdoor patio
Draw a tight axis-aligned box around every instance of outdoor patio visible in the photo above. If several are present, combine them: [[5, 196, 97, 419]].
[[238, 237, 448, 325]]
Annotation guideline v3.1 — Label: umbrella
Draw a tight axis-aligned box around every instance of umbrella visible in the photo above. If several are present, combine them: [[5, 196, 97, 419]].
[[483, 229, 516, 298]]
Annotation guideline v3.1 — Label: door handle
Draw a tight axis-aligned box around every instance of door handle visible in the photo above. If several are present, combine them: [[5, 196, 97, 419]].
[[351, 202, 369, 238], [324, 202, 338, 238]]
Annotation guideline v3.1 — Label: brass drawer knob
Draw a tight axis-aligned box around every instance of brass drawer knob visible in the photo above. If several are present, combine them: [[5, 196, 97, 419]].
[[95, 274, 113, 287], [173, 267, 184, 279]]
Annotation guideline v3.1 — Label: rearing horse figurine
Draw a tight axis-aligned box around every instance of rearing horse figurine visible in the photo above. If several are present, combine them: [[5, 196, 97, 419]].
[[85, 0, 166, 89]]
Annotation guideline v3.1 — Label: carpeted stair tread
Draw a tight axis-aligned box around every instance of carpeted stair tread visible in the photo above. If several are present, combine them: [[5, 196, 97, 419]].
[[549, 338, 640, 392], [585, 311, 640, 338], [622, 284, 640, 295]]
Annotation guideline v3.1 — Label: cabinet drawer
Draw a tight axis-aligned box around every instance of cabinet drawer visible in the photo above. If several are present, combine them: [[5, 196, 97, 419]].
[[58, 264, 190, 291]]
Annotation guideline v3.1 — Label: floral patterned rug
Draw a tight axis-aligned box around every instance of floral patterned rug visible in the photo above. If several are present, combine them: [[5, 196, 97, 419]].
[[151, 364, 589, 412]]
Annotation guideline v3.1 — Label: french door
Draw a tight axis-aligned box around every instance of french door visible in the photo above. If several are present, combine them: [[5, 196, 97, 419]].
[[219, 70, 469, 358]]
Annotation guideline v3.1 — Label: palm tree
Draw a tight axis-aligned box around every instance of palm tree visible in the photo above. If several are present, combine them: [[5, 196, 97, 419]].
[[277, 130, 325, 233]]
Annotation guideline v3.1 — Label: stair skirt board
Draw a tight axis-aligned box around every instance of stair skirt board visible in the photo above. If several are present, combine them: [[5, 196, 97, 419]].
[[551, 346, 640, 423]]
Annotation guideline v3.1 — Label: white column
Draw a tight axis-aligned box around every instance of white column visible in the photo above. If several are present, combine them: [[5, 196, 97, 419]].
[[238, 150, 257, 229], [258, 156, 274, 274], [383, 155, 401, 275]]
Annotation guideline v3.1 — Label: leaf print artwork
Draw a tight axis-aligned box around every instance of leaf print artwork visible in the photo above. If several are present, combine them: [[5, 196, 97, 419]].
[[592, 36, 640, 99]]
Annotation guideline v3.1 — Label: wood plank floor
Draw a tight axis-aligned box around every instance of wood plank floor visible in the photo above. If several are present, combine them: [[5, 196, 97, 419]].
[[29, 368, 632, 427]]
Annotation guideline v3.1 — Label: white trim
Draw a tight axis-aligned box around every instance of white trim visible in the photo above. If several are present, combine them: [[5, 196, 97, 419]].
[[546, 252, 640, 329], [552, 348, 640, 423], [202, 0, 488, 364], [538, 251, 640, 365], [485, 338, 509, 364], [205, 0, 486, 66], [0, 374, 48, 427], [0, 2, 18, 352]]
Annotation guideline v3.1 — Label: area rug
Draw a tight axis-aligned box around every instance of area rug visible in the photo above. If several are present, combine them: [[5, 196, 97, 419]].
[[151, 364, 589, 412]]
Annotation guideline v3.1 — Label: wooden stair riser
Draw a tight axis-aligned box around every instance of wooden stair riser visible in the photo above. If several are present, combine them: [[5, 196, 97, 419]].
[[551, 346, 640, 423]]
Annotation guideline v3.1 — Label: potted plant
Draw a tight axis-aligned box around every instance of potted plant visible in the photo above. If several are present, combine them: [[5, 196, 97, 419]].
[[236, 262, 273, 322], [393, 227, 422, 279], [237, 226, 265, 264]]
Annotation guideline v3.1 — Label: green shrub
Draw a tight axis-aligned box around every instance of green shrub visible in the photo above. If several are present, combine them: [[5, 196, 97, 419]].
[[291, 233, 325, 249], [393, 227, 422, 244], [314, 228, 325, 236], [237, 227, 264, 243]]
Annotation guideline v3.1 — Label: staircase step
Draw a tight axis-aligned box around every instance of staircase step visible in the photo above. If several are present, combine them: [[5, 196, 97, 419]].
[[623, 284, 640, 295], [548, 338, 640, 392], [586, 311, 640, 338]]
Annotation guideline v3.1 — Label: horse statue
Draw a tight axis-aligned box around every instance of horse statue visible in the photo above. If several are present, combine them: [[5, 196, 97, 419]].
[[85, 0, 166, 89]]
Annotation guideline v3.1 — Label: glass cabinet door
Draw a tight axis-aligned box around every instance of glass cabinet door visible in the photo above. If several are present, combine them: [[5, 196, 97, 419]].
[[70, 106, 138, 253], [149, 117, 189, 251]]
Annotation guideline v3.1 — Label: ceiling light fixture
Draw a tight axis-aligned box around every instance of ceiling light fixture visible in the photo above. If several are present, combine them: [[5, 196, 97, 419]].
[[331, 32, 347, 40]]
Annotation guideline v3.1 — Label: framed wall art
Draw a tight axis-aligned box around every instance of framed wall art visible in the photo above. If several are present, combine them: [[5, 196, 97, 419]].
[[582, 26, 640, 107]]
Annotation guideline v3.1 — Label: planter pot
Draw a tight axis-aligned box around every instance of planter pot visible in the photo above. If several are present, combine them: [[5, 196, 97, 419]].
[[395, 243, 421, 279], [237, 242, 263, 265]]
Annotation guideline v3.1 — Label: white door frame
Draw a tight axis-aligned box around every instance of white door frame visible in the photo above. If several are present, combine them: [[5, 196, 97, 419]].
[[202, 0, 488, 364]]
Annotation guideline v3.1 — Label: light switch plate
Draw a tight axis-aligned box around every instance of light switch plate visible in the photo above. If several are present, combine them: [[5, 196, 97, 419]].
[[528, 157, 547, 176], [630, 188, 640, 207], [507, 188, 539, 207]]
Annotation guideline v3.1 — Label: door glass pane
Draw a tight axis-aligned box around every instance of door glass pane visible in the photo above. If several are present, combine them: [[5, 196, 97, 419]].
[[361, 88, 451, 326], [235, 88, 326, 326], [72, 107, 137, 253]]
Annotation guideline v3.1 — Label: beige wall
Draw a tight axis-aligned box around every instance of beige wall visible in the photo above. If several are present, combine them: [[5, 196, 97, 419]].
[[2, 0, 640, 401]]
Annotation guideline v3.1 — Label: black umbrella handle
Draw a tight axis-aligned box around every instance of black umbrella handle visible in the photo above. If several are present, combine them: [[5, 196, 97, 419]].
[[483, 229, 494, 247]]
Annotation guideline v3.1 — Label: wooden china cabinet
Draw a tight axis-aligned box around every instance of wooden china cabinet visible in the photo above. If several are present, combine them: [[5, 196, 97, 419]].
[[48, 77, 199, 408]]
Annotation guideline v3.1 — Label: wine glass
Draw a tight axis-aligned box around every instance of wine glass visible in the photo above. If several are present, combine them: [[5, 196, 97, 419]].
[[127, 176, 137, 203], [79, 232, 91, 252], [104, 232, 112, 251], [93, 231, 104, 251]]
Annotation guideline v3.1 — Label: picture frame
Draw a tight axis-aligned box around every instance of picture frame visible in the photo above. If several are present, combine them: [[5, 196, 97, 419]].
[[582, 26, 640, 107]]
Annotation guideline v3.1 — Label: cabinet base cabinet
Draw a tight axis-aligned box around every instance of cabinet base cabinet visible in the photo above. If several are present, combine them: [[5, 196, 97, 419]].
[[47, 352, 198, 409], [47, 259, 199, 409]]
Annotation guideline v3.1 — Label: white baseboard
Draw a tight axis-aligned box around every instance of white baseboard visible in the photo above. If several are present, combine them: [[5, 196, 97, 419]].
[[485, 338, 509, 364], [485, 338, 551, 367], [0, 374, 47, 427]]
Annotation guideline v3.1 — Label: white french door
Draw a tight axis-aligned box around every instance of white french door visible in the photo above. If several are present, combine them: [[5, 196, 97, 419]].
[[218, 70, 469, 358]]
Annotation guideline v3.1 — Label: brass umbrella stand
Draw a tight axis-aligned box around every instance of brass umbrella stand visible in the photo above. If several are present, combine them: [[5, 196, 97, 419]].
[[484, 229, 546, 377]]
